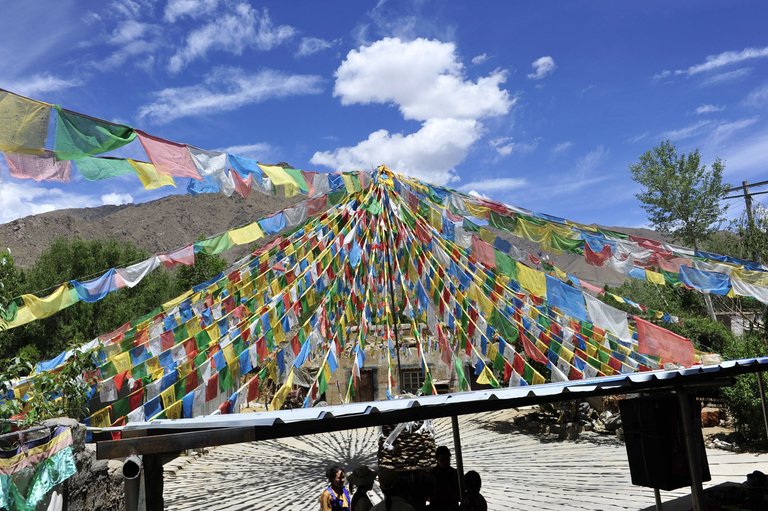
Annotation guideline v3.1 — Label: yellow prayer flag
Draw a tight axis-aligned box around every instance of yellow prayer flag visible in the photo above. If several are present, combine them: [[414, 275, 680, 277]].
[[478, 228, 495, 244], [476, 366, 494, 385], [259, 164, 300, 197], [166, 400, 182, 420], [270, 278, 282, 297], [128, 159, 176, 190], [160, 386, 176, 411], [205, 323, 220, 343], [90, 407, 112, 429], [186, 318, 202, 338], [177, 359, 193, 378], [163, 290, 193, 310], [111, 351, 132, 374], [487, 342, 498, 362], [0, 91, 51, 154], [223, 343, 237, 366], [465, 202, 490, 219], [270, 369, 294, 411], [586, 344, 597, 358], [532, 371, 546, 386], [560, 347, 574, 364], [145, 356, 160, 375], [229, 222, 264, 245], [645, 269, 666, 285], [516, 264, 546, 298], [22, 284, 79, 320]]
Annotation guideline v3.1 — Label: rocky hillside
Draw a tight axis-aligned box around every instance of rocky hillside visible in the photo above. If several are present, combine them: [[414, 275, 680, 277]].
[[0, 191, 663, 287]]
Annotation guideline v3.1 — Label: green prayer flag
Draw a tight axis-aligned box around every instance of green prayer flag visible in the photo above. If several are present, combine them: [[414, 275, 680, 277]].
[[489, 211, 517, 232], [195, 329, 211, 351], [194, 233, 233, 255], [283, 167, 309, 193], [523, 363, 534, 383], [174, 324, 189, 343], [75, 157, 134, 181], [132, 361, 148, 380], [54, 106, 136, 160], [420, 372, 433, 395], [454, 358, 469, 391], [494, 251, 517, 278], [219, 366, 233, 392], [491, 309, 518, 343], [111, 396, 129, 419], [318, 370, 328, 395], [493, 352, 505, 373]]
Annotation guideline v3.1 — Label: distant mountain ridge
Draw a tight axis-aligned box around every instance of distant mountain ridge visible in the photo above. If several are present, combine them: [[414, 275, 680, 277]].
[[0, 191, 664, 287]]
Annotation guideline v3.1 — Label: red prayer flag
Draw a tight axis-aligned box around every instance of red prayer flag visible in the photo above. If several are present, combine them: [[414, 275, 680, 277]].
[[205, 373, 219, 401], [160, 330, 175, 351], [521, 333, 549, 365], [512, 353, 525, 375], [635, 316, 695, 367], [246, 376, 260, 402], [584, 242, 612, 267]]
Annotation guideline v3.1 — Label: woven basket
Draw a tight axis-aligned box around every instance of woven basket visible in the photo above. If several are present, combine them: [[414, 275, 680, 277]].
[[377, 422, 436, 471]]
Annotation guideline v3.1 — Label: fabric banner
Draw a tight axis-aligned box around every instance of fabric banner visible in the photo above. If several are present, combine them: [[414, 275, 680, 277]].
[[0, 90, 51, 154], [229, 223, 264, 245], [72, 269, 120, 302], [128, 159, 176, 189], [137, 131, 201, 179], [678, 266, 731, 295], [471, 236, 496, 269], [584, 293, 630, 341], [53, 106, 136, 160], [188, 147, 234, 196], [159, 245, 195, 268], [516, 263, 546, 298], [731, 278, 768, 305], [22, 285, 79, 320], [116, 257, 161, 288], [75, 157, 135, 181], [259, 164, 302, 197], [635, 316, 694, 366], [545, 275, 587, 322], [5, 150, 72, 182]]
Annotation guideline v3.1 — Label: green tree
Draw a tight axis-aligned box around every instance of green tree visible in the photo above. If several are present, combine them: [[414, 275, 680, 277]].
[[630, 140, 729, 248], [174, 250, 228, 295], [0, 238, 178, 360]]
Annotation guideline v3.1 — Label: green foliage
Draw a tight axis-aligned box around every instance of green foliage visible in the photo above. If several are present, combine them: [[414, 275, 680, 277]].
[[173, 250, 227, 295], [666, 316, 734, 353], [609, 279, 708, 318], [630, 140, 729, 248], [0, 345, 95, 427], [720, 333, 768, 444]]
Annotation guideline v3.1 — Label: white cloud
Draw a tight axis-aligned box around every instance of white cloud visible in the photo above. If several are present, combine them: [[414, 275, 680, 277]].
[[333, 38, 512, 121], [164, 0, 220, 22], [701, 67, 752, 86], [109, 20, 152, 45], [168, 4, 295, 73], [216, 142, 272, 159], [472, 53, 488, 65], [551, 141, 574, 154], [720, 128, 768, 178], [655, 46, 768, 81], [458, 177, 527, 193], [467, 190, 492, 200], [661, 120, 713, 141], [296, 37, 335, 57], [527, 56, 556, 80], [705, 117, 759, 146], [138, 67, 323, 123], [695, 104, 725, 115], [745, 83, 768, 107], [101, 192, 133, 206], [575, 145, 608, 175], [315, 38, 514, 185], [1, 74, 81, 96], [311, 118, 482, 185], [489, 136, 538, 157], [0, 181, 101, 224], [627, 133, 648, 144], [684, 46, 768, 75]]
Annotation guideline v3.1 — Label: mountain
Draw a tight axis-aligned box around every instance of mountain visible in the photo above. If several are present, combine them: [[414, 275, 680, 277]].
[[0, 192, 302, 268], [0, 191, 664, 288]]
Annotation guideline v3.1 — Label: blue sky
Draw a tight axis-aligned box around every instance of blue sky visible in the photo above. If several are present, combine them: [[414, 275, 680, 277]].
[[1, 0, 766, 228]]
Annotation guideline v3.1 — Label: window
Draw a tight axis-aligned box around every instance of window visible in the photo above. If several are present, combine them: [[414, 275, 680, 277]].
[[400, 368, 424, 394]]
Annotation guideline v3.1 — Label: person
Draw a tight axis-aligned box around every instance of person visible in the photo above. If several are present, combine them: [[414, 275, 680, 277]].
[[320, 465, 351, 511], [371, 468, 415, 511], [429, 446, 459, 511], [458, 471, 487, 511], [347, 465, 376, 511]]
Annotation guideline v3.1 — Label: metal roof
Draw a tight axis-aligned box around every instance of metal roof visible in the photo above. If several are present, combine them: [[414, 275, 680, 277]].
[[97, 356, 768, 459]]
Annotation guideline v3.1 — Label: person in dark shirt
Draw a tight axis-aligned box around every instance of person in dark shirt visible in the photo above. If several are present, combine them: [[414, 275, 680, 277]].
[[429, 446, 460, 510], [459, 471, 487, 511]]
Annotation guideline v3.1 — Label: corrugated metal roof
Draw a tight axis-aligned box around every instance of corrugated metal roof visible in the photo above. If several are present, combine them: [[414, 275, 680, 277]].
[[123, 356, 768, 432]]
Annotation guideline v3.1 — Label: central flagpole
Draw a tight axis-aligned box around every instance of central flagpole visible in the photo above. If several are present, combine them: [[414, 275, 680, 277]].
[[381, 183, 403, 394]]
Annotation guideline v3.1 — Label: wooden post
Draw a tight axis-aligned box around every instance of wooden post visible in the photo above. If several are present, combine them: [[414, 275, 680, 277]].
[[451, 415, 464, 498], [676, 389, 705, 511], [654, 487, 663, 510], [382, 191, 403, 393]]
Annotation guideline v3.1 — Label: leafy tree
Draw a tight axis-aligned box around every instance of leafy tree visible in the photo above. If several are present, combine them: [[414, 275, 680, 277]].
[[0, 238, 178, 360], [630, 140, 729, 249], [174, 250, 228, 295], [0, 248, 22, 329], [720, 333, 768, 445]]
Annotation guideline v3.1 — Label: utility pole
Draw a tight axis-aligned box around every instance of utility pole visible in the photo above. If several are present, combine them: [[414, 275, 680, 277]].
[[723, 179, 768, 442]]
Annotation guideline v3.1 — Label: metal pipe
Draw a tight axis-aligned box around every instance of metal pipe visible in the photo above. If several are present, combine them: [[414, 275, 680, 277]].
[[676, 390, 705, 511], [451, 415, 464, 498], [123, 455, 142, 511], [654, 488, 663, 510]]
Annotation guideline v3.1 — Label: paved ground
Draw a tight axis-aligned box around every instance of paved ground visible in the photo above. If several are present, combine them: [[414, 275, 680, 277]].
[[163, 409, 768, 510]]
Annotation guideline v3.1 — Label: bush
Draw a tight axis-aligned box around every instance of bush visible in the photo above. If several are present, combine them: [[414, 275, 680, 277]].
[[667, 316, 735, 353], [721, 333, 768, 444]]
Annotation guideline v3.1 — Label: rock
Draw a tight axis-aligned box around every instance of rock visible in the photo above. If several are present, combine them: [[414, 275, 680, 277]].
[[604, 414, 622, 432], [701, 407, 722, 427]]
